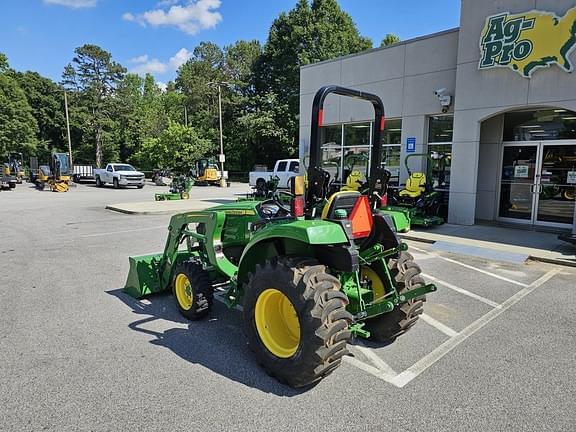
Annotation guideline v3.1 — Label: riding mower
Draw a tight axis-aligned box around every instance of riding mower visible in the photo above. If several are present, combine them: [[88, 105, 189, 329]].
[[35, 153, 71, 192], [384, 153, 445, 227], [155, 175, 194, 201], [334, 152, 411, 232], [123, 86, 436, 388], [238, 175, 281, 202]]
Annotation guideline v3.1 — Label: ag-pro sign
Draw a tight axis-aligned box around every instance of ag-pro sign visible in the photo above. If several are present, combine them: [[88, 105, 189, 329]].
[[479, 7, 576, 78]]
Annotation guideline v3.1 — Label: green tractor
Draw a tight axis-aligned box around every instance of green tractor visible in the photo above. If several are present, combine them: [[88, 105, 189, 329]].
[[124, 86, 436, 387], [384, 153, 446, 227]]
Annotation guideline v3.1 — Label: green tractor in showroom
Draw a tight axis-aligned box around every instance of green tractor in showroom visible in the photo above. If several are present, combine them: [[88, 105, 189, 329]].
[[124, 86, 436, 387]]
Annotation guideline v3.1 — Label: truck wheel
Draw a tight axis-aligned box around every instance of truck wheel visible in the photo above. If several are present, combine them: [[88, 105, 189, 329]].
[[256, 178, 266, 189], [113, 178, 119, 189], [172, 260, 213, 320], [363, 252, 425, 343], [137, 184, 144, 189], [95, 176, 103, 187], [244, 258, 353, 388]]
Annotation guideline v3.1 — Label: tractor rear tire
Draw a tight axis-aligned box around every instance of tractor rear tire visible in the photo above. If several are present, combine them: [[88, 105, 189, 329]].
[[364, 252, 425, 343], [172, 260, 213, 320], [243, 257, 353, 388]]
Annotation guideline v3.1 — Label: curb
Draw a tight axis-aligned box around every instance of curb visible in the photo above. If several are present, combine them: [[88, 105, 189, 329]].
[[399, 233, 576, 268]]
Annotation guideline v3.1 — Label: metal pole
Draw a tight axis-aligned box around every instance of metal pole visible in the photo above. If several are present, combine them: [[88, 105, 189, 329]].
[[184, 105, 188, 127], [218, 84, 226, 187], [64, 91, 73, 166]]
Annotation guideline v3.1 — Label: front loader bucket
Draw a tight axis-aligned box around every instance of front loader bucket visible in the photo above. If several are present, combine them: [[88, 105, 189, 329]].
[[123, 254, 164, 299]]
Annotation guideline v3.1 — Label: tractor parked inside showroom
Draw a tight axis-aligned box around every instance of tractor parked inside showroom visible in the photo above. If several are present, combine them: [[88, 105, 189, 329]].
[[124, 86, 436, 387]]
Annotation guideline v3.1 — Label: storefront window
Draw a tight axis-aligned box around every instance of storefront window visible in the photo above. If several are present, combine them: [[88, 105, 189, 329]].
[[382, 119, 402, 144], [427, 144, 451, 190], [428, 115, 454, 143], [503, 109, 576, 141], [383, 146, 401, 186], [344, 122, 371, 146], [320, 125, 342, 147]]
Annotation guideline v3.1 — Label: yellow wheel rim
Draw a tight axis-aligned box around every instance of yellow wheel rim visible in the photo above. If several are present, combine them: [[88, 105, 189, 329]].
[[181, 192, 190, 200], [361, 266, 386, 302], [255, 289, 300, 358], [175, 273, 194, 311]]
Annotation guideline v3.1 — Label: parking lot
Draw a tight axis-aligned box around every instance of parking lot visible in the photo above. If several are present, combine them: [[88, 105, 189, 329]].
[[1, 182, 575, 432]]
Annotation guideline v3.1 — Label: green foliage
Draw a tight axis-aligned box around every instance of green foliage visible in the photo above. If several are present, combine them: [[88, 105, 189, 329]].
[[381, 33, 401, 47], [132, 121, 211, 172], [2, 0, 380, 174], [0, 55, 38, 157], [256, 0, 372, 153], [62, 44, 126, 167]]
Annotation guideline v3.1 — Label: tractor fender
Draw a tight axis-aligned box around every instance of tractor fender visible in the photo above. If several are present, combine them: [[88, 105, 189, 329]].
[[237, 220, 353, 286]]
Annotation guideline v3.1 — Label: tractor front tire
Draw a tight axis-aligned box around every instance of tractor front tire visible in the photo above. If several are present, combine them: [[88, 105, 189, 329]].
[[364, 252, 425, 343], [172, 260, 213, 320], [244, 258, 353, 388]]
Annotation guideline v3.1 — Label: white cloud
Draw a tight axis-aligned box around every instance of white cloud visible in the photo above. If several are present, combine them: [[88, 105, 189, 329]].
[[44, 0, 97, 8], [123, 0, 222, 35], [156, 81, 168, 92], [129, 48, 192, 76]]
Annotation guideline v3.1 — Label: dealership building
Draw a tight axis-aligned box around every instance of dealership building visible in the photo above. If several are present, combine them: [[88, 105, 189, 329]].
[[299, 0, 576, 230]]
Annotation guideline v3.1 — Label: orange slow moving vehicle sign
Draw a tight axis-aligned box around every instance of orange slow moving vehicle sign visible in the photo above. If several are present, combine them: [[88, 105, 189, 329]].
[[350, 195, 373, 239], [479, 6, 576, 78]]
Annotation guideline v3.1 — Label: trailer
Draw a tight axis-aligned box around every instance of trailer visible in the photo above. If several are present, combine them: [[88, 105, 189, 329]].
[[72, 165, 95, 183]]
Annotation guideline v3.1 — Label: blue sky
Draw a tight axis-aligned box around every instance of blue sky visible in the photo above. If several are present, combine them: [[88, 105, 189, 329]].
[[0, 0, 461, 84]]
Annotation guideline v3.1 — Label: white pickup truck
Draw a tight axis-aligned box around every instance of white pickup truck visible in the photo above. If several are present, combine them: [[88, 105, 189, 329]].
[[94, 163, 145, 189], [249, 159, 300, 189]]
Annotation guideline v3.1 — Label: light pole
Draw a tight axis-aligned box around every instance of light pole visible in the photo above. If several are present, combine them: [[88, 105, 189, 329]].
[[208, 81, 230, 188], [64, 90, 73, 166]]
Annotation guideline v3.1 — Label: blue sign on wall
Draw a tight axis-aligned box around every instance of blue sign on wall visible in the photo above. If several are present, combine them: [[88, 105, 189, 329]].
[[406, 137, 416, 153]]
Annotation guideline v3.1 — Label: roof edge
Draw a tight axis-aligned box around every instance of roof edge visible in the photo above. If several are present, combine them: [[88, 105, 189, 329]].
[[301, 27, 460, 70]]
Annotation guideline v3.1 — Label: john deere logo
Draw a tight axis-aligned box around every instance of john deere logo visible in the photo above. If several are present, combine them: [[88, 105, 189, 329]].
[[479, 7, 576, 78]]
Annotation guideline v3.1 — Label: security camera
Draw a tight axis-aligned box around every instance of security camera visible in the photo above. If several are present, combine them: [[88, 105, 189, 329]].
[[434, 88, 448, 97], [434, 88, 452, 113]]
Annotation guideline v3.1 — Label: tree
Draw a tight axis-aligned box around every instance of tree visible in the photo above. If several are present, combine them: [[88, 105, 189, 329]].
[[257, 0, 372, 152], [131, 121, 212, 172], [0, 54, 38, 157], [14, 71, 67, 159], [381, 33, 401, 47], [62, 44, 126, 167]]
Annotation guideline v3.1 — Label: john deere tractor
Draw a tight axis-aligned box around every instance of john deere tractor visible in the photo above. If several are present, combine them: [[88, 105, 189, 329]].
[[124, 86, 436, 387]]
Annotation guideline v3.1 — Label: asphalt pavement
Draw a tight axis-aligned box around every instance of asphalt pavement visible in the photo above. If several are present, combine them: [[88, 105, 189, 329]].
[[0, 181, 574, 432]]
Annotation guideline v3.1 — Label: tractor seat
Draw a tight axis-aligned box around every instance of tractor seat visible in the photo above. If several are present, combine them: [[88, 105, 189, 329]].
[[399, 172, 426, 199], [321, 191, 361, 220], [341, 171, 364, 192]]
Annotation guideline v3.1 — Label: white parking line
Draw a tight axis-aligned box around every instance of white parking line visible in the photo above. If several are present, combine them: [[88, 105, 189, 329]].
[[423, 273, 500, 308], [420, 313, 459, 337], [345, 269, 559, 388], [353, 344, 397, 377], [409, 244, 529, 287]]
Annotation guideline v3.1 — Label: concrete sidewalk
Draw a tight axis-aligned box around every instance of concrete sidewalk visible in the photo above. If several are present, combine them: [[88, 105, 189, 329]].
[[401, 223, 576, 267], [106, 198, 236, 215]]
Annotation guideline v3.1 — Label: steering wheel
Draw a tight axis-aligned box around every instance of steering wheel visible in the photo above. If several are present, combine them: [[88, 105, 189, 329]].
[[272, 190, 294, 214]]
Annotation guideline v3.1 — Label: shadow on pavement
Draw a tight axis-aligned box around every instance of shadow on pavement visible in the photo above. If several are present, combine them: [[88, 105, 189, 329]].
[[107, 288, 306, 396]]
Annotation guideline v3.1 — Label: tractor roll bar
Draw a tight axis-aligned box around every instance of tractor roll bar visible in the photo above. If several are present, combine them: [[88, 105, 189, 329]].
[[308, 85, 385, 199]]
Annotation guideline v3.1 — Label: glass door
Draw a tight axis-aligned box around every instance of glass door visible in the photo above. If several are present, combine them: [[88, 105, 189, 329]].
[[535, 143, 576, 227], [498, 144, 539, 223]]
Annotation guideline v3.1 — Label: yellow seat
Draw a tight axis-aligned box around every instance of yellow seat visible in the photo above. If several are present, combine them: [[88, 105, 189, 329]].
[[399, 172, 426, 199], [341, 171, 364, 192], [321, 191, 361, 220]]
